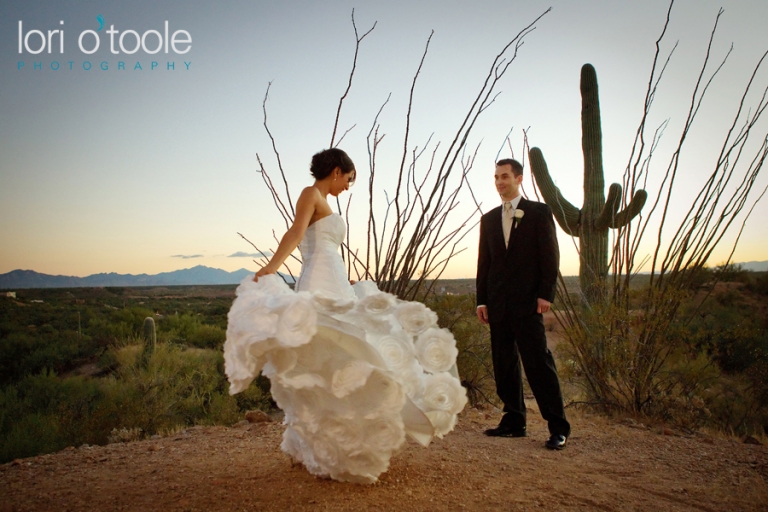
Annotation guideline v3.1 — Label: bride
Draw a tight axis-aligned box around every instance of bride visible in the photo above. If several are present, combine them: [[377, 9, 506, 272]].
[[224, 148, 467, 483]]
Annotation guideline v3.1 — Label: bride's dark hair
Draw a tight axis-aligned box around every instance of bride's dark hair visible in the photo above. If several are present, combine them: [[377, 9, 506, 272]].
[[310, 148, 356, 183]]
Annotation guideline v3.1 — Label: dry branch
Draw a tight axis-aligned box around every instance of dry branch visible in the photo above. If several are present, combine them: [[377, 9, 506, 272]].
[[249, 8, 551, 300]]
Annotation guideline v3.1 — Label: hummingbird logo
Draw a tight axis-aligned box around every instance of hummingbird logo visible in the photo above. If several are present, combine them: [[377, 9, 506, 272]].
[[96, 14, 104, 31]]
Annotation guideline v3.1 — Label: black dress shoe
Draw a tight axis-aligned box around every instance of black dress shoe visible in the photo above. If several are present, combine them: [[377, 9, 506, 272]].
[[545, 434, 567, 450], [484, 425, 527, 438]]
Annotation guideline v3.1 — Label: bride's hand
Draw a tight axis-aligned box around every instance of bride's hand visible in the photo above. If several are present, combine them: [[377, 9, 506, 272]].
[[253, 266, 276, 282]]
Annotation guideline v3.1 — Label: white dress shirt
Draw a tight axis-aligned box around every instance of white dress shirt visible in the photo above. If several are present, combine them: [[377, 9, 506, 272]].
[[502, 195, 523, 247], [478, 195, 522, 310]]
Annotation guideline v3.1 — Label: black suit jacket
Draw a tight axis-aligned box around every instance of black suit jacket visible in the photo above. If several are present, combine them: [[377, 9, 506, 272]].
[[476, 197, 559, 322]]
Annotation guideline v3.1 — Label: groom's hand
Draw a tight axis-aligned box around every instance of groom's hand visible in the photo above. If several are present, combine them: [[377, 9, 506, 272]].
[[537, 298, 551, 314], [476, 305, 489, 324]]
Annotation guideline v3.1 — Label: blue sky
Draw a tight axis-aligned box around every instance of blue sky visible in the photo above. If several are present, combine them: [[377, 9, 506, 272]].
[[1, 0, 767, 278]]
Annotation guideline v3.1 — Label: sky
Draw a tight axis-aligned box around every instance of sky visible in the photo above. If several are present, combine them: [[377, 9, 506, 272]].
[[1, 0, 767, 279]]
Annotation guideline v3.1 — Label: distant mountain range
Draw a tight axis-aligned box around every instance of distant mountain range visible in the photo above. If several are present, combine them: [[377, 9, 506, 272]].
[[0, 265, 295, 289], [738, 260, 768, 272], [0, 261, 764, 290]]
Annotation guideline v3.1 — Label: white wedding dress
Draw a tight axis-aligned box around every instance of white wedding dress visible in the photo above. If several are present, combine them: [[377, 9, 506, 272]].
[[224, 213, 467, 483]]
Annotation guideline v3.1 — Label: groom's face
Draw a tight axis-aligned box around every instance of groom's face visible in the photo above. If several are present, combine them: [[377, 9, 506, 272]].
[[495, 164, 522, 201]]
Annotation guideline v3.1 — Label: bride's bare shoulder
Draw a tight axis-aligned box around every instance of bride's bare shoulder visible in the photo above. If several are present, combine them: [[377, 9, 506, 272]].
[[295, 186, 321, 205], [298, 186, 322, 200]]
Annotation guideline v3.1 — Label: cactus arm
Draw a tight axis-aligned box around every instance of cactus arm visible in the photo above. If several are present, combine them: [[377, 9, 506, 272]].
[[580, 64, 606, 219], [529, 147, 581, 235], [594, 183, 622, 230], [595, 185, 648, 229], [610, 189, 648, 228]]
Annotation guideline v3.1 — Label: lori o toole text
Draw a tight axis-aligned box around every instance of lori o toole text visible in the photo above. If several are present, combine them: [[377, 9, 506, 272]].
[[16, 19, 192, 72]]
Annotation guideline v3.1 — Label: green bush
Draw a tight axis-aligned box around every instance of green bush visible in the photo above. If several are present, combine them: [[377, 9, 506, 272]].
[[0, 338, 272, 463], [159, 313, 225, 349], [234, 375, 273, 412], [713, 262, 752, 284], [100, 341, 242, 433], [703, 372, 768, 435], [560, 279, 768, 436], [0, 329, 95, 386], [0, 412, 61, 462], [186, 324, 226, 349], [0, 370, 111, 462], [0, 286, 262, 461], [748, 272, 768, 296], [88, 306, 156, 342]]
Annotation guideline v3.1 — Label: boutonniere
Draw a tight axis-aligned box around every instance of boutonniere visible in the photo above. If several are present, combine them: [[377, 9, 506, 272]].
[[513, 209, 524, 228]]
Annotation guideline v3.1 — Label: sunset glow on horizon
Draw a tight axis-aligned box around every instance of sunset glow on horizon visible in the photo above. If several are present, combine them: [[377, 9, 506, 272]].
[[2, 0, 767, 280]]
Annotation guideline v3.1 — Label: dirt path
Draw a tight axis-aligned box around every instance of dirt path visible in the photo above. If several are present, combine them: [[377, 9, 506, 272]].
[[2, 405, 766, 511]]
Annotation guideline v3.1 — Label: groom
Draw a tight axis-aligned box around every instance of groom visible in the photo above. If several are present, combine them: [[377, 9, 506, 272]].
[[476, 158, 570, 450]]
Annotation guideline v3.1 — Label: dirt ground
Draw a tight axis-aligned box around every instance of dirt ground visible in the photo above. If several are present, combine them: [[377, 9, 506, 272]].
[[2, 404, 766, 512]]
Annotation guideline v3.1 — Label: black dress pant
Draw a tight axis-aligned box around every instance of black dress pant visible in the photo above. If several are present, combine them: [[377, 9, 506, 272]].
[[489, 312, 570, 437]]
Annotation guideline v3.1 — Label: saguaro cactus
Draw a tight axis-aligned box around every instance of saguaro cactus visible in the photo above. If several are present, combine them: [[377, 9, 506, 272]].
[[141, 317, 156, 365], [529, 64, 647, 301]]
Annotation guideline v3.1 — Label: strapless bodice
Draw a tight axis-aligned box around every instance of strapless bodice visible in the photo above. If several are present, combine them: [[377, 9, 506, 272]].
[[299, 213, 346, 256], [295, 213, 355, 299]]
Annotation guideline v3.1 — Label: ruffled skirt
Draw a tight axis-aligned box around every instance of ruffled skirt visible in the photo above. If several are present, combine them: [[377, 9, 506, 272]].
[[224, 275, 467, 483]]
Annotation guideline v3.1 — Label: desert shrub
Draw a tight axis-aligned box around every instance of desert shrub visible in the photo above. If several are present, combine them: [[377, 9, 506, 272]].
[[159, 313, 225, 348], [558, 290, 718, 414], [102, 341, 243, 433], [683, 301, 768, 434], [685, 292, 768, 374], [562, 321, 725, 432], [186, 324, 226, 349], [649, 348, 721, 430], [0, 329, 95, 386], [88, 306, 155, 342], [707, 326, 766, 375], [713, 263, 752, 284], [696, 324, 768, 434], [233, 374, 273, 412], [0, 411, 61, 463], [703, 373, 767, 434], [747, 272, 768, 296], [686, 266, 714, 291], [0, 336, 270, 462], [714, 288, 742, 308], [560, 278, 768, 435], [0, 370, 112, 462], [684, 263, 750, 291]]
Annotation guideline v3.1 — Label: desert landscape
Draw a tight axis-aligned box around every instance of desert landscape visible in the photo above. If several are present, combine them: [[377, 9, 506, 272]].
[[2, 402, 766, 511]]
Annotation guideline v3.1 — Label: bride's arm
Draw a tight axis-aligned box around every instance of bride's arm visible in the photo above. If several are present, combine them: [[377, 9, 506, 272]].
[[254, 187, 317, 281]]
